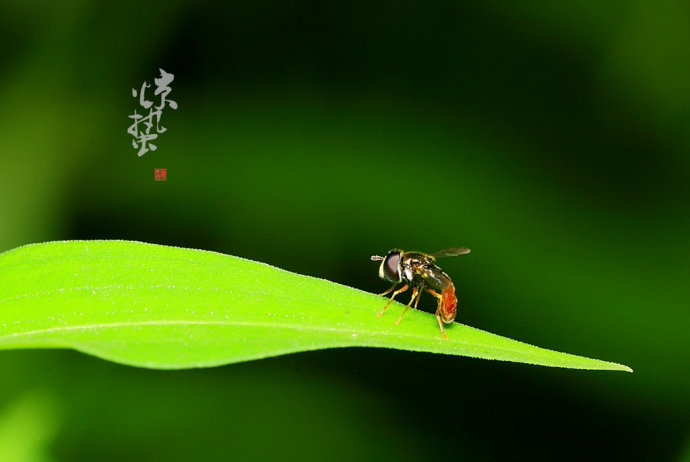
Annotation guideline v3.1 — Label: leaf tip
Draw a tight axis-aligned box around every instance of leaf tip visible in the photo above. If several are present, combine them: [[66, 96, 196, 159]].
[[608, 362, 633, 373]]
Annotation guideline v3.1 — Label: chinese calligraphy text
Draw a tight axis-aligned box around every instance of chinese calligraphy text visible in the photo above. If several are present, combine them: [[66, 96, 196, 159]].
[[128, 69, 178, 157]]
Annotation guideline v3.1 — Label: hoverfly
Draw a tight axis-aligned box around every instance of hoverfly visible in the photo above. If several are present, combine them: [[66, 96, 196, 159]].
[[370, 247, 470, 339]]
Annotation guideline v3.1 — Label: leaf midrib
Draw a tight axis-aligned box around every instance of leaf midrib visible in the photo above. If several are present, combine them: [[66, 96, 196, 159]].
[[0, 319, 449, 343], [0, 318, 592, 364]]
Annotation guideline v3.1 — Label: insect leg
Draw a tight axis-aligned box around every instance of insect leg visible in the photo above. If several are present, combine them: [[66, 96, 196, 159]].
[[434, 305, 448, 339], [377, 284, 409, 317], [395, 286, 420, 325], [426, 288, 448, 339], [413, 287, 422, 310], [378, 283, 398, 297]]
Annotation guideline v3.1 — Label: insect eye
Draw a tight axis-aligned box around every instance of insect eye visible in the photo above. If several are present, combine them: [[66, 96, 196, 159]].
[[382, 251, 401, 282]]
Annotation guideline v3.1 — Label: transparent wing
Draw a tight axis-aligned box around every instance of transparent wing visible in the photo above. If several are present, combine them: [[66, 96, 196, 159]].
[[431, 247, 471, 259]]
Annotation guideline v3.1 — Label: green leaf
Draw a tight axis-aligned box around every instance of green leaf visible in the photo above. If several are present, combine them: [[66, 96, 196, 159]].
[[0, 391, 59, 462], [0, 241, 632, 372]]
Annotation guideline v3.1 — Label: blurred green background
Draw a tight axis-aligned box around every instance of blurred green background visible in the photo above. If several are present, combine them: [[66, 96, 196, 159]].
[[1, 1, 688, 460]]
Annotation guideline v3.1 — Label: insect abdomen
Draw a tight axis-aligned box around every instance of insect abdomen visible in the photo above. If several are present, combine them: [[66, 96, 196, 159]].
[[441, 284, 457, 323]]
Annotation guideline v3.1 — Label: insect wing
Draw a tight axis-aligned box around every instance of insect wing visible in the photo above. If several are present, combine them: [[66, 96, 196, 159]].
[[431, 247, 471, 259]]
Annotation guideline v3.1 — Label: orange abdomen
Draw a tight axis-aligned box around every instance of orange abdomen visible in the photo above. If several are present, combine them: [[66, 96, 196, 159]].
[[441, 284, 457, 323]]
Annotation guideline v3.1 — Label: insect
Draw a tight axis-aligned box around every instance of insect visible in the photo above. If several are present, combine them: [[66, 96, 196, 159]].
[[371, 247, 471, 339]]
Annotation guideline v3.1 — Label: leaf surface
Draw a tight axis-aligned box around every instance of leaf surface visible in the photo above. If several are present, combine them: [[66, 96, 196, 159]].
[[0, 241, 631, 371]]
